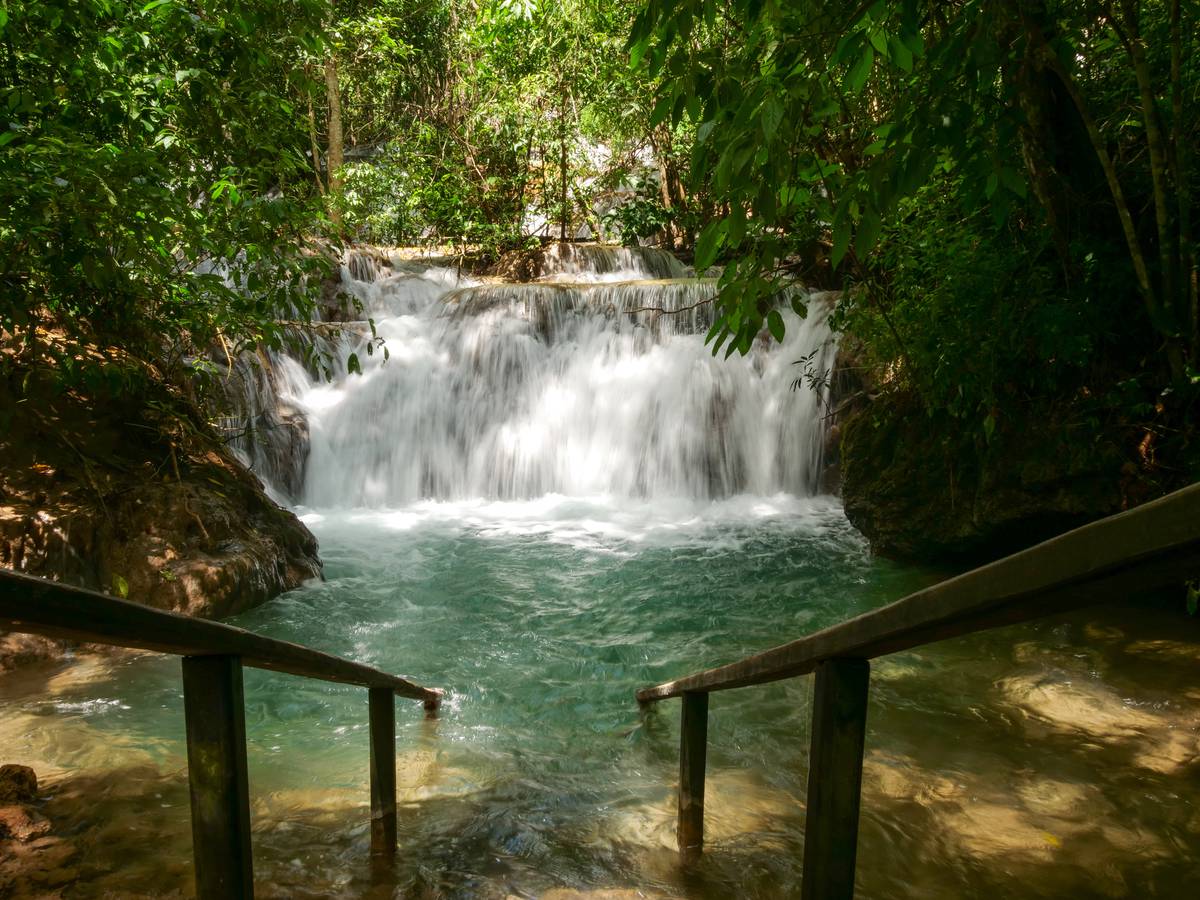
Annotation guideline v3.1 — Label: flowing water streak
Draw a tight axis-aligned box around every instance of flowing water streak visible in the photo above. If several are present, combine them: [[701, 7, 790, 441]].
[[218, 347, 317, 500], [536, 241, 691, 281], [297, 248, 837, 508]]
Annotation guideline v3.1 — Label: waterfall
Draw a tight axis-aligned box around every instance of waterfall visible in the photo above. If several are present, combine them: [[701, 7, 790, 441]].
[[219, 244, 837, 506], [537, 242, 691, 281], [443, 280, 719, 338], [270, 245, 840, 509]]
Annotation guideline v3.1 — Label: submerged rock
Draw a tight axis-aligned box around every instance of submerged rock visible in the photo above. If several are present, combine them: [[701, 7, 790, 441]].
[[0, 763, 79, 898], [0, 766, 38, 805], [0, 805, 51, 842]]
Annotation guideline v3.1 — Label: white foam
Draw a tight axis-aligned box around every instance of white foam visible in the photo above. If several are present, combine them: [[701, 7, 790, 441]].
[[297, 255, 838, 509], [294, 493, 848, 553]]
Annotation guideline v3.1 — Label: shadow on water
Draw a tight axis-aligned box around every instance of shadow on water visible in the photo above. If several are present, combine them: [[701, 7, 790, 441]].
[[2, 507, 1198, 898], [4, 607, 1197, 898]]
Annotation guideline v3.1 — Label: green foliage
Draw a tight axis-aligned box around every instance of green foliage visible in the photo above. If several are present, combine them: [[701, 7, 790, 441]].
[[330, 1, 450, 148], [337, 135, 532, 254], [628, 0, 1199, 394], [614, 0, 1200, 503], [7, 0, 1195, 489], [604, 187, 674, 246], [0, 0, 333, 391], [833, 176, 1102, 437], [323, 0, 669, 250], [338, 149, 426, 245]]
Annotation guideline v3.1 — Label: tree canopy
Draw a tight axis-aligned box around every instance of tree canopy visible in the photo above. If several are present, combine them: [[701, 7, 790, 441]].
[[629, 1, 1196, 388], [1, 0, 333, 393], [2, 0, 1197, 470]]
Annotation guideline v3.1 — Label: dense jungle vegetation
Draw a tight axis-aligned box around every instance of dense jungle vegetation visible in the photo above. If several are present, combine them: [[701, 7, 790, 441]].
[[1, 0, 1198, 511]]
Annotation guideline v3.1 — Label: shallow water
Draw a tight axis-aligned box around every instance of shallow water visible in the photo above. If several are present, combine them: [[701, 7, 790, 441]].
[[3, 497, 1198, 898]]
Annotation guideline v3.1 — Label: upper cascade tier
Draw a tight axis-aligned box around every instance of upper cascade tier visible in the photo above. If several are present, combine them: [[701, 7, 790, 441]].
[[536, 242, 691, 282], [443, 280, 720, 338]]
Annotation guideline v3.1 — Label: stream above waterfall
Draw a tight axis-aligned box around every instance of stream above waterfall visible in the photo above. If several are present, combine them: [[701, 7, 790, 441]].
[[2, 247, 1197, 898]]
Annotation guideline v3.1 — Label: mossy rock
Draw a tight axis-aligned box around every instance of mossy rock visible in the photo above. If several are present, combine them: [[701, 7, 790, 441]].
[[838, 395, 1130, 563]]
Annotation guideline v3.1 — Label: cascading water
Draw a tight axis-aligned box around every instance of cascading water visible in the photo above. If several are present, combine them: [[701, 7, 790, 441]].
[[216, 347, 316, 500], [536, 241, 691, 281], [7, 244, 1191, 900], [278, 246, 837, 509]]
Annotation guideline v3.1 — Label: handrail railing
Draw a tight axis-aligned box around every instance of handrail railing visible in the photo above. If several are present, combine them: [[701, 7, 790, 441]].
[[0, 568, 443, 899], [0, 569, 441, 702], [636, 482, 1200, 898]]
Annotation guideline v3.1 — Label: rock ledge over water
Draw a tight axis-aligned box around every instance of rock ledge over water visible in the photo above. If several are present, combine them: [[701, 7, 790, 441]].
[[0, 366, 321, 672], [832, 382, 1140, 563]]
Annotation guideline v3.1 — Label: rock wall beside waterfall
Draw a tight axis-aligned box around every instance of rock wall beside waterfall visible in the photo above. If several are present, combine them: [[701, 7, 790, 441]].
[[0, 366, 321, 673], [831, 368, 1133, 563], [214, 344, 321, 502]]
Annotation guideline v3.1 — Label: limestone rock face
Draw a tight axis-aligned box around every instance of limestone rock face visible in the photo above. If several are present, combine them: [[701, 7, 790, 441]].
[[0, 454, 320, 624], [0, 368, 322, 672], [827, 349, 1146, 562], [213, 347, 314, 501]]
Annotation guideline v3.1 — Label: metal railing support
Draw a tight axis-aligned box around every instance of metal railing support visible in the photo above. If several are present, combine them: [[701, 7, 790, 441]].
[[0, 568, 445, 894], [368, 686, 398, 856], [630, 485, 1200, 890], [677, 691, 709, 857]]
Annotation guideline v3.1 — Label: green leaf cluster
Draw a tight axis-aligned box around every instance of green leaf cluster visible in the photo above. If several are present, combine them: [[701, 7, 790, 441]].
[[1, 0, 333, 392], [628, 0, 1199, 441]]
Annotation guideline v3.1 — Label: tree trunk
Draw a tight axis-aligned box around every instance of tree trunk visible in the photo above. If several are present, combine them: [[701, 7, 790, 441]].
[[306, 71, 326, 195], [1005, 22, 1073, 274], [650, 128, 676, 249], [1168, 0, 1197, 359], [514, 123, 534, 237], [1116, 2, 1178, 322], [1032, 37, 1156, 326], [325, 54, 344, 221], [664, 157, 691, 247], [558, 84, 570, 242]]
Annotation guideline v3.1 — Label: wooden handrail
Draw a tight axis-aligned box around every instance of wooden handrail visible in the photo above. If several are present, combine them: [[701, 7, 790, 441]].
[[637, 481, 1200, 702], [0, 567, 444, 898], [0, 568, 440, 703], [636, 482, 1200, 898]]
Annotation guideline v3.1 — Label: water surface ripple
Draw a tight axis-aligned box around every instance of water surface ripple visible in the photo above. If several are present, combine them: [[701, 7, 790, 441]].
[[3, 497, 1197, 898]]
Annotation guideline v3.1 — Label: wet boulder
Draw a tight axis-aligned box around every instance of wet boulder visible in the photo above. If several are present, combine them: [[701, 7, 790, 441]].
[[0, 765, 37, 805]]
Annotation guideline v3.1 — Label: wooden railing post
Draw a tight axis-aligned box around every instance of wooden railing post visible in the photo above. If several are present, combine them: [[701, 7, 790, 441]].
[[801, 657, 870, 900], [368, 686, 398, 855], [678, 691, 709, 858], [182, 655, 254, 900]]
